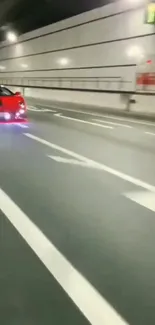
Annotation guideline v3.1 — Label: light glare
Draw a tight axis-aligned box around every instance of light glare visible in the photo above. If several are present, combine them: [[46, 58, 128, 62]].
[[7, 31, 17, 43], [58, 57, 69, 66], [21, 63, 28, 68], [19, 108, 25, 114], [4, 112, 11, 120], [127, 45, 144, 59]]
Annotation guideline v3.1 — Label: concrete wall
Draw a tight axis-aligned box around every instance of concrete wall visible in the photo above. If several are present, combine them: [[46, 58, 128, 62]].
[[0, 0, 154, 92]]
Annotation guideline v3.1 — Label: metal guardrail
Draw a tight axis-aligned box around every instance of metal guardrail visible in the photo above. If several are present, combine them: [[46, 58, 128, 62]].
[[0, 76, 132, 91]]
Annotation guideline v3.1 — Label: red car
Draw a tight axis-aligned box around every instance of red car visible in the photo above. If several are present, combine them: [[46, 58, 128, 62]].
[[0, 86, 27, 122]]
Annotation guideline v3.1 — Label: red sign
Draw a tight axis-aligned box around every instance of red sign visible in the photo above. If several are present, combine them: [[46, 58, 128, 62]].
[[136, 73, 155, 85]]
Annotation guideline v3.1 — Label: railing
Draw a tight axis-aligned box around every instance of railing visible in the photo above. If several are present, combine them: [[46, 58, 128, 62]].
[[0, 76, 132, 92]]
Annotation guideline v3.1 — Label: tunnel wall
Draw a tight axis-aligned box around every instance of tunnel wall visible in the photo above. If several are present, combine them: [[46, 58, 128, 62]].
[[8, 86, 127, 110], [8, 85, 155, 115], [0, 0, 154, 92]]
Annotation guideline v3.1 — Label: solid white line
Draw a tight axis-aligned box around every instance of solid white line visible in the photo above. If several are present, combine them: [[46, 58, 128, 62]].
[[24, 133, 155, 192], [92, 119, 132, 128], [55, 114, 113, 129], [125, 190, 155, 212], [0, 187, 129, 325], [34, 103, 155, 127], [145, 132, 155, 136]]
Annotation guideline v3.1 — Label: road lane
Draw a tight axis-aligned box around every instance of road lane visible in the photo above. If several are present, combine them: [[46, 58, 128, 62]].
[[1, 108, 155, 325], [27, 109, 155, 186], [27, 100, 155, 136], [54, 113, 113, 129], [27, 99, 155, 130], [0, 210, 89, 325], [92, 118, 132, 128], [0, 187, 129, 325]]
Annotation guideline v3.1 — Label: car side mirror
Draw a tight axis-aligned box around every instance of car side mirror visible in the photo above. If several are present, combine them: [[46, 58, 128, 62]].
[[15, 91, 21, 96]]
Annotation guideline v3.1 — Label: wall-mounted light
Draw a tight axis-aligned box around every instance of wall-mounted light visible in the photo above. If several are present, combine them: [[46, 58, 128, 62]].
[[126, 45, 144, 59], [57, 57, 69, 66], [21, 63, 28, 69]]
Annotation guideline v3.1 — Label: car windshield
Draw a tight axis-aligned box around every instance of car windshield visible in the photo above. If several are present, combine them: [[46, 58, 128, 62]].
[[0, 87, 13, 96]]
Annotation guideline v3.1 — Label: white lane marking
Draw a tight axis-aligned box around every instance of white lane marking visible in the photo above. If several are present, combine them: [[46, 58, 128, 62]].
[[28, 106, 56, 113], [125, 190, 155, 212], [96, 115, 155, 127], [92, 119, 132, 128], [54, 113, 62, 116], [0, 187, 129, 325], [55, 113, 113, 129], [25, 133, 98, 164], [33, 103, 155, 127], [48, 155, 87, 165], [24, 133, 155, 192], [145, 132, 155, 136], [48, 155, 103, 169], [28, 106, 40, 111], [18, 123, 29, 128]]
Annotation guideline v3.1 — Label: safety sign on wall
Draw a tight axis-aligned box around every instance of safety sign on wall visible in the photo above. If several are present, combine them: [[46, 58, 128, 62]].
[[145, 0, 155, 24]]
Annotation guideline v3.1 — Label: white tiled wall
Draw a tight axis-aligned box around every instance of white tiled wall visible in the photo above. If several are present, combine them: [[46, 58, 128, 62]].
[[0, 0, 153, 91]]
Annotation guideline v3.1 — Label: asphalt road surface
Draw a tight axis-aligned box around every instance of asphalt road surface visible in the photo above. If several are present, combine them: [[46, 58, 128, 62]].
[[1, 100, 155, 325]]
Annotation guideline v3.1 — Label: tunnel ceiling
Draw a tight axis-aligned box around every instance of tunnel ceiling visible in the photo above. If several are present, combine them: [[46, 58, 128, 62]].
[[0, 0, 115, 41]]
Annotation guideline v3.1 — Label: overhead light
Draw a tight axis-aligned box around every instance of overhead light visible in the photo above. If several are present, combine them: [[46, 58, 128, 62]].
[[21, 63, 28, 68], [7, 31, 17, 43], [58, 57, 69, 66]]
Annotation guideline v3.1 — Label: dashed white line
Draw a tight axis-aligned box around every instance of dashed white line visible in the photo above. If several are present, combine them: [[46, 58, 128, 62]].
[[0, 187, 129, 325], [92, 119, 132, 128], [55, 113, 113, 129], [24, 133, 155, 192]]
